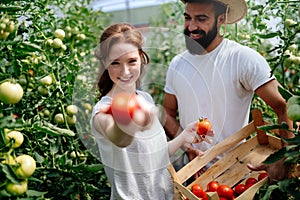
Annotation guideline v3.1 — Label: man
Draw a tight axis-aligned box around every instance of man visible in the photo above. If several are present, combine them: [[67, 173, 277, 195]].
[[163, 0, 294, 180]]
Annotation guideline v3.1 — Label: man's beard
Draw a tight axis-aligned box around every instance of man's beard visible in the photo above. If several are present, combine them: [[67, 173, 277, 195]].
[[184, 21, 218, 55]]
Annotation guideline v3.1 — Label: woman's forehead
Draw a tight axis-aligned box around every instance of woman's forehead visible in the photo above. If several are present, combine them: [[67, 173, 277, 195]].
[[108, 42, 139, 61]]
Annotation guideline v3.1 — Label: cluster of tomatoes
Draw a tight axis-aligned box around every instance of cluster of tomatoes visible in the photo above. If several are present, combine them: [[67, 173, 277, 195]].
[[1, 129, 37, 196], [0, 17, 15, 40], [189, 172, 268, 200]]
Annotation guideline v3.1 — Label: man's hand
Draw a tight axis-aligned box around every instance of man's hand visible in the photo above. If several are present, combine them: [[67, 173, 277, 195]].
[[247, 157, 288, 182]]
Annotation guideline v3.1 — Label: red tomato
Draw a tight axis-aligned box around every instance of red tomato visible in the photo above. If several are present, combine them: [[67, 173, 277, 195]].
[[219, 198, 228, 200], [258, 172, 268, 181], [200, 191, 208, 200], [234, 183, 246, 196], [191, 184, 204, 198], [109, 93, 140, 125], [217, 184, 234, 200], [206, 180, 220, 192], [245, 177, 258, 186], [196, 118, 212, 135], [245, 183, 254, 190]]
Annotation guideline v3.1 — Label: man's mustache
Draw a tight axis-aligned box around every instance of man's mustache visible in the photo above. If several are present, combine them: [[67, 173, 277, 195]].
[[184, 29, 206, 36]]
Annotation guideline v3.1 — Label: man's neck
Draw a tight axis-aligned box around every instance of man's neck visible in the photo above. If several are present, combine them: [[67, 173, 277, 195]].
[[205, 35, 223, 53]]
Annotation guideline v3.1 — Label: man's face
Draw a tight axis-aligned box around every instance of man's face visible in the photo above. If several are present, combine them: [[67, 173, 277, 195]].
[[183, 2, 218, 54]]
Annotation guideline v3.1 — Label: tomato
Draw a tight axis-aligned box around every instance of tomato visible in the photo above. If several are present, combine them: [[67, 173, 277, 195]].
[[258, 172, 268, 181], [0, 81, 24, 104], [14, 155, 36, 179], [196, 118, 212, 135], [6, 180, 28, 196], [54, 113, 65, 124], [39, 75, 53, 86], [234, 183, 246, 196], [245, 177, 258, 186], [54, 29, 65, 39], [287, 104, 300, 122], [37, 85, 49, 95], [110, 93, 140, 125], [245, 183, 254, 190], [66, 105, 78, 115], [4, 130, 24, 149], [1, 154, 15, 164], [52, 38, 63, 48], [206, 180, 220, 192], [66, 115, 77, 125], [217, 184, 234, 200], [83, 103, 92, 112], [191, 183, 204, 198]]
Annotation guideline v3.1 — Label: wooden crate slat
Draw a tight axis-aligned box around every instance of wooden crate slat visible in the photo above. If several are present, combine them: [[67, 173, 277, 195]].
[[176, 122, 256, 183]]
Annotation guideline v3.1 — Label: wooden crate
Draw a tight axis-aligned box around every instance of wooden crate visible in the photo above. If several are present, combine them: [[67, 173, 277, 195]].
[[168, 109, 283, 200]]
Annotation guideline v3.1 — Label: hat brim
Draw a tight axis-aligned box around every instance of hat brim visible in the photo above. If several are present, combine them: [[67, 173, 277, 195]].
[[181, 0, 247, 24]]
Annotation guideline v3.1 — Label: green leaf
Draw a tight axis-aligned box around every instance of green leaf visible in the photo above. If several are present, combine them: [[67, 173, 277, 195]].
[[278, 86, 293, 101], [255, 32, 278, 39], [263, 147, 286, 164], [26, 189, 48, 197]]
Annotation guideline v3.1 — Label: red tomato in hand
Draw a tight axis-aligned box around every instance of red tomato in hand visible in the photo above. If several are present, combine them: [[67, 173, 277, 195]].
[[245, 177, 258, 186], [191, 184, 204, 198], [217, 184, 234, 200], [196, 118, 212, 135], [109, 93, 140, 125], [234, 183, 246, 196], [258, 172, 268, 181], [206, 180, 220, 192]]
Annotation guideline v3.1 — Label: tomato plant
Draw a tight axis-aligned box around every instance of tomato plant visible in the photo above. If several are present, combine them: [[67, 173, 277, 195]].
[[196, 118, 212, 136]]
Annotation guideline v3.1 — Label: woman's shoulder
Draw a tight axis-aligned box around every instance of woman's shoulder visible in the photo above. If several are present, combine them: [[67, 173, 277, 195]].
[[136, 90, 154, 104]]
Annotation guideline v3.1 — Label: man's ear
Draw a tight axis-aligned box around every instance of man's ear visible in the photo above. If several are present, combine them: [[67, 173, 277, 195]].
[[218, 13, 226, 25]]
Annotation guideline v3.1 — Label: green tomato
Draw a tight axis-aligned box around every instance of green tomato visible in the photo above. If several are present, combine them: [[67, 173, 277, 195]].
[[54, 29, 65, 40], [66, 105, 78, 115], [39, 75, 53, 86], [0, 81, 24, 104], [66, 115, 77, 125], [6, 180, 28, 196], [83, 103, 92, 112], [287, 104, 300, 122], [37, 85, 48, 95], [54, 113, 64, 124], [5, 130, 24, 149], [287, 95, 300, 107], [52, 38, 63, 48], [14, 155, 36, 179]]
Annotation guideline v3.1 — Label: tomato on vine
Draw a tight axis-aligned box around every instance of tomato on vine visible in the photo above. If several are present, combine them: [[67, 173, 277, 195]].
[[4, 130, 24, 149], [0, 81, 24, 104], [6, 180, 28, 196], [14, 155, 36, 179]]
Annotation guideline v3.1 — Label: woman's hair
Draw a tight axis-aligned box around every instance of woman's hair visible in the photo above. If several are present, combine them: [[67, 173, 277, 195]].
[[94, 23, 150, 99]]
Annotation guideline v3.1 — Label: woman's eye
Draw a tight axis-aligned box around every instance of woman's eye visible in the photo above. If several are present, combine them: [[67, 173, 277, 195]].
[[129, 59, 137, 64], [111, 61, 119, 65]]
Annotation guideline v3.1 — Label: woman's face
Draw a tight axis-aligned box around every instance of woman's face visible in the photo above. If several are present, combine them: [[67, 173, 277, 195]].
[[106, 42, 141, 93]]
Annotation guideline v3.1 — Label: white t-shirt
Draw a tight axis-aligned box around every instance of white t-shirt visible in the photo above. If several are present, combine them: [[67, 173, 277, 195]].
[[164, 38, 274, 152], [90, 90, 174, 200]]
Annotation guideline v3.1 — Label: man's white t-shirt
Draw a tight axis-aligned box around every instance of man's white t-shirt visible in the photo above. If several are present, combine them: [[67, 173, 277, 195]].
[[164, 38, 274, 152], [90, 90, 174, 200]]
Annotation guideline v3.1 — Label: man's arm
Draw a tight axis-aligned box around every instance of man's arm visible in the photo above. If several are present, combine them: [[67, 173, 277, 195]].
[[162, 93, 182, 139], [255, 79, 294, 140], [248, 79, 295, 181]]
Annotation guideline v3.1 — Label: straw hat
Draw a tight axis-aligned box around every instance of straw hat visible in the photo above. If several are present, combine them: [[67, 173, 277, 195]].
[[181, 0, 247, 24]]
